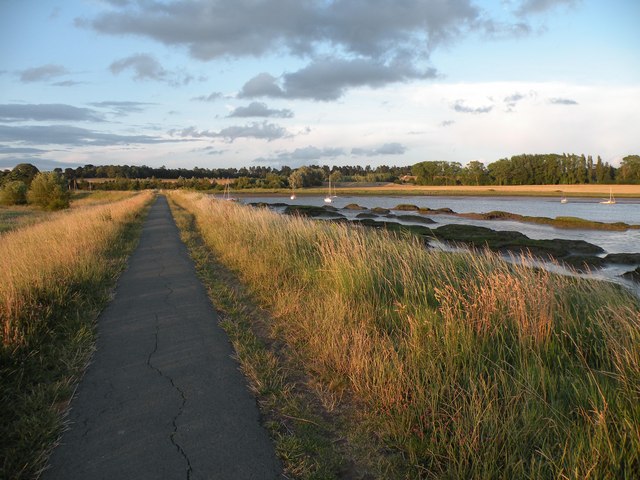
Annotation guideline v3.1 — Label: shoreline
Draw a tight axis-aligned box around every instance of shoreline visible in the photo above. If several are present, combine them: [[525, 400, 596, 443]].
[[228, 183, 640, 198]]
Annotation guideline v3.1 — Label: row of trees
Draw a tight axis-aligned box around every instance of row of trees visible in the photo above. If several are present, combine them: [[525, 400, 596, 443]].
[[0, 164, 70, 209], [1, 154, 639, 195], [28, 163, 412, 183], [412, 154, 640, 186]]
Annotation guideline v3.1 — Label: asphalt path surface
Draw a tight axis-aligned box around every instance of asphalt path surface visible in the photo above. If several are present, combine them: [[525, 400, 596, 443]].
[[44, 195, 281, 480]]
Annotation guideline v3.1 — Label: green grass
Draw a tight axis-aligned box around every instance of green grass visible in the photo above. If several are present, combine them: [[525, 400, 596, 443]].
[[170, 191, 640, 479], [0, 193, 153, 479]]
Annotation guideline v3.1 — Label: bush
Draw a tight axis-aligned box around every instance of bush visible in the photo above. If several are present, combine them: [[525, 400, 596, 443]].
[[27, 172, 70, 210], [0, 181, 28, 205]]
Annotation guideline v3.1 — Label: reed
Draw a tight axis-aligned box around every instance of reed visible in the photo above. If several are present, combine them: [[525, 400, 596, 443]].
[[170, 191, 639, 478], [0, 192, 153, 478]]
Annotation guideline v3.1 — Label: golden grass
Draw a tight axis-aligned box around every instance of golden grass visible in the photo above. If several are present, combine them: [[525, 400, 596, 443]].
[[170, 191, 640, 478], [0, 191, 153, 347]]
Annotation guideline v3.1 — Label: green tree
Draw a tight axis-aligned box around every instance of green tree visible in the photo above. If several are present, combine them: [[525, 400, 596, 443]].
[[461, 161, 488, 185], [289, 166, 325, 188], [0, 181, 28, 205], [619, 155, 640, 184], [8, 163, 40, 186], [27, 172, 70, 210]]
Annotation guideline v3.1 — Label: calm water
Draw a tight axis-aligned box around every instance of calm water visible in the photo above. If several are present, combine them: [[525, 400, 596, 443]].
[[235, 194, 640, 295]]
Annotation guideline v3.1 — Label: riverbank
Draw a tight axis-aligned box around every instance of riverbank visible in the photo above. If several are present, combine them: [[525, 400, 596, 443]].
[[230, 183, 640, 198]]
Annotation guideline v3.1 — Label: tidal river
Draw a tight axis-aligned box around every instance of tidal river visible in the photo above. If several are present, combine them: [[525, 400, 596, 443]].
[[237, 194, 640, 296]]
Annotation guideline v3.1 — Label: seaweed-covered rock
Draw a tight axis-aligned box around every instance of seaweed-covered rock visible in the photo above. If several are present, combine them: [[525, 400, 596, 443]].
[[371, 207, 390, 214], [604, 253, 640, 265], [343, 203, 367, 210], [621, 267, 640, 283], [561, 255, 607, 271], [284, 205, 343, 218], [395, 214, 436, 225], [393, 204, 419, 211], [356, 213, 379, 219]]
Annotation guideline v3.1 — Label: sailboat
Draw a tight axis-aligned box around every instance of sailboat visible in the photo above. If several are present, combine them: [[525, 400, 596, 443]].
[[560, 194, 568, 204], [600, 188, 616, 205], [222, 182, 237, 201], [324, 178, 332, 203]]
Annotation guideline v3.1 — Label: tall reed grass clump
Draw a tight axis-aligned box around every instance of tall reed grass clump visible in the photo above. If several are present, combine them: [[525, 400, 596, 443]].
[[1, 192, 153, 478], [171, 191, 639, 478]]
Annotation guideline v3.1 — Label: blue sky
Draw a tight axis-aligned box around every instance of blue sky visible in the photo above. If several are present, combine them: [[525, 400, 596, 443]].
[[1, 0, 638, 171]]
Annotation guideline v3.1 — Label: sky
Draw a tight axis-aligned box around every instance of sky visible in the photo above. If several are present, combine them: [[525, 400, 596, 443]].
[[0, 0, 638, 171]]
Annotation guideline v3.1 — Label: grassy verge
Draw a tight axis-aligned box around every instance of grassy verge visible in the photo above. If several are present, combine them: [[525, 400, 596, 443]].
[[170, 191, 640, 479], [0, 192, 154, 479]]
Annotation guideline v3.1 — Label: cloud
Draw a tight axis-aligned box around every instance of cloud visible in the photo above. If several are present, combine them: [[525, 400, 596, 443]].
[[169, 121, 290, 142], [51, 80, 85, 87], [548, 97, 578, 105], [0, 104, 105, 122], [228, 101, 293, 118], [191, 92, 223, 102], [0, 124, 176, 146], [19, 64, 69, 82], [82, 0, 532, 99], [109, 53, 193, 86], [351, 143, 407, 157], [504, 93, 526, 108], [452, 100, 493, 114], [0, 145, 48, 155], [254, 145, 345, 165], [440, 120, 455, 127], [516, 0, 579, 16], [82, 0, 485, 61], [89, 101, 154, 115], [240, 58, 437, 101]]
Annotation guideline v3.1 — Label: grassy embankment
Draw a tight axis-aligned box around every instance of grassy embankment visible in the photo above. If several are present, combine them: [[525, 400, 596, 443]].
[[171, 191, 639, 479], [0, 191, 153, 479], [0, 191, 138, 233]]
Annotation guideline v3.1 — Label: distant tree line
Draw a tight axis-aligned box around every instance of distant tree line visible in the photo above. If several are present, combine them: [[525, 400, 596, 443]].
[[1, 154, 639, 195], [412, 154, 640, 186]]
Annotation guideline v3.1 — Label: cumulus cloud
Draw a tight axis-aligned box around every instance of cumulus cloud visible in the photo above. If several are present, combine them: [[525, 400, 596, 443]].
[[19, 64, 69, 82], [82, 0, 485, 61], [549, 97, 578, 105], [81, 0, 536, 99], [169, 121, 290, 142], [0, 104, 105, 122], [452, 100, 493, 114], [240, 58, 436, 101], [0, 124, 176, 146], [351, 143, 407, 157], [228, 101, 293, 118], [109, 53, 194, 86], [440, 120, 455, 127]]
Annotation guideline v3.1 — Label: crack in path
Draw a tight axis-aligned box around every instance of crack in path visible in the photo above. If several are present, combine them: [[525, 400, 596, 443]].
[[147, 313, 193, 480]]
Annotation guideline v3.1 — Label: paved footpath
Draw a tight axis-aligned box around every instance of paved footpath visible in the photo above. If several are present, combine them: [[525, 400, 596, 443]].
[[44, 196, 281, 480]]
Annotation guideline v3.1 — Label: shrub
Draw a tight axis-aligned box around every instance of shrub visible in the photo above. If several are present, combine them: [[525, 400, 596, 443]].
[[0, 181, 28, 205], [27, 172, 70, 210]]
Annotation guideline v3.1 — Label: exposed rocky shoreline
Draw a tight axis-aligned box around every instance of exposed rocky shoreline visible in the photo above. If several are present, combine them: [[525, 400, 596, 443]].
[[249, 201, 640, 282]]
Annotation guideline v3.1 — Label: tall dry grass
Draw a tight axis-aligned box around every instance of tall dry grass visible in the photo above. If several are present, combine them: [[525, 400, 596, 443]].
[[170, 191, 640, 478], [1, 191, 153, 348]]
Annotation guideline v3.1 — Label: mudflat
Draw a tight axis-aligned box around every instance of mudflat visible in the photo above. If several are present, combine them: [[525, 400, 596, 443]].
[[44, 195, 280, 480]]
